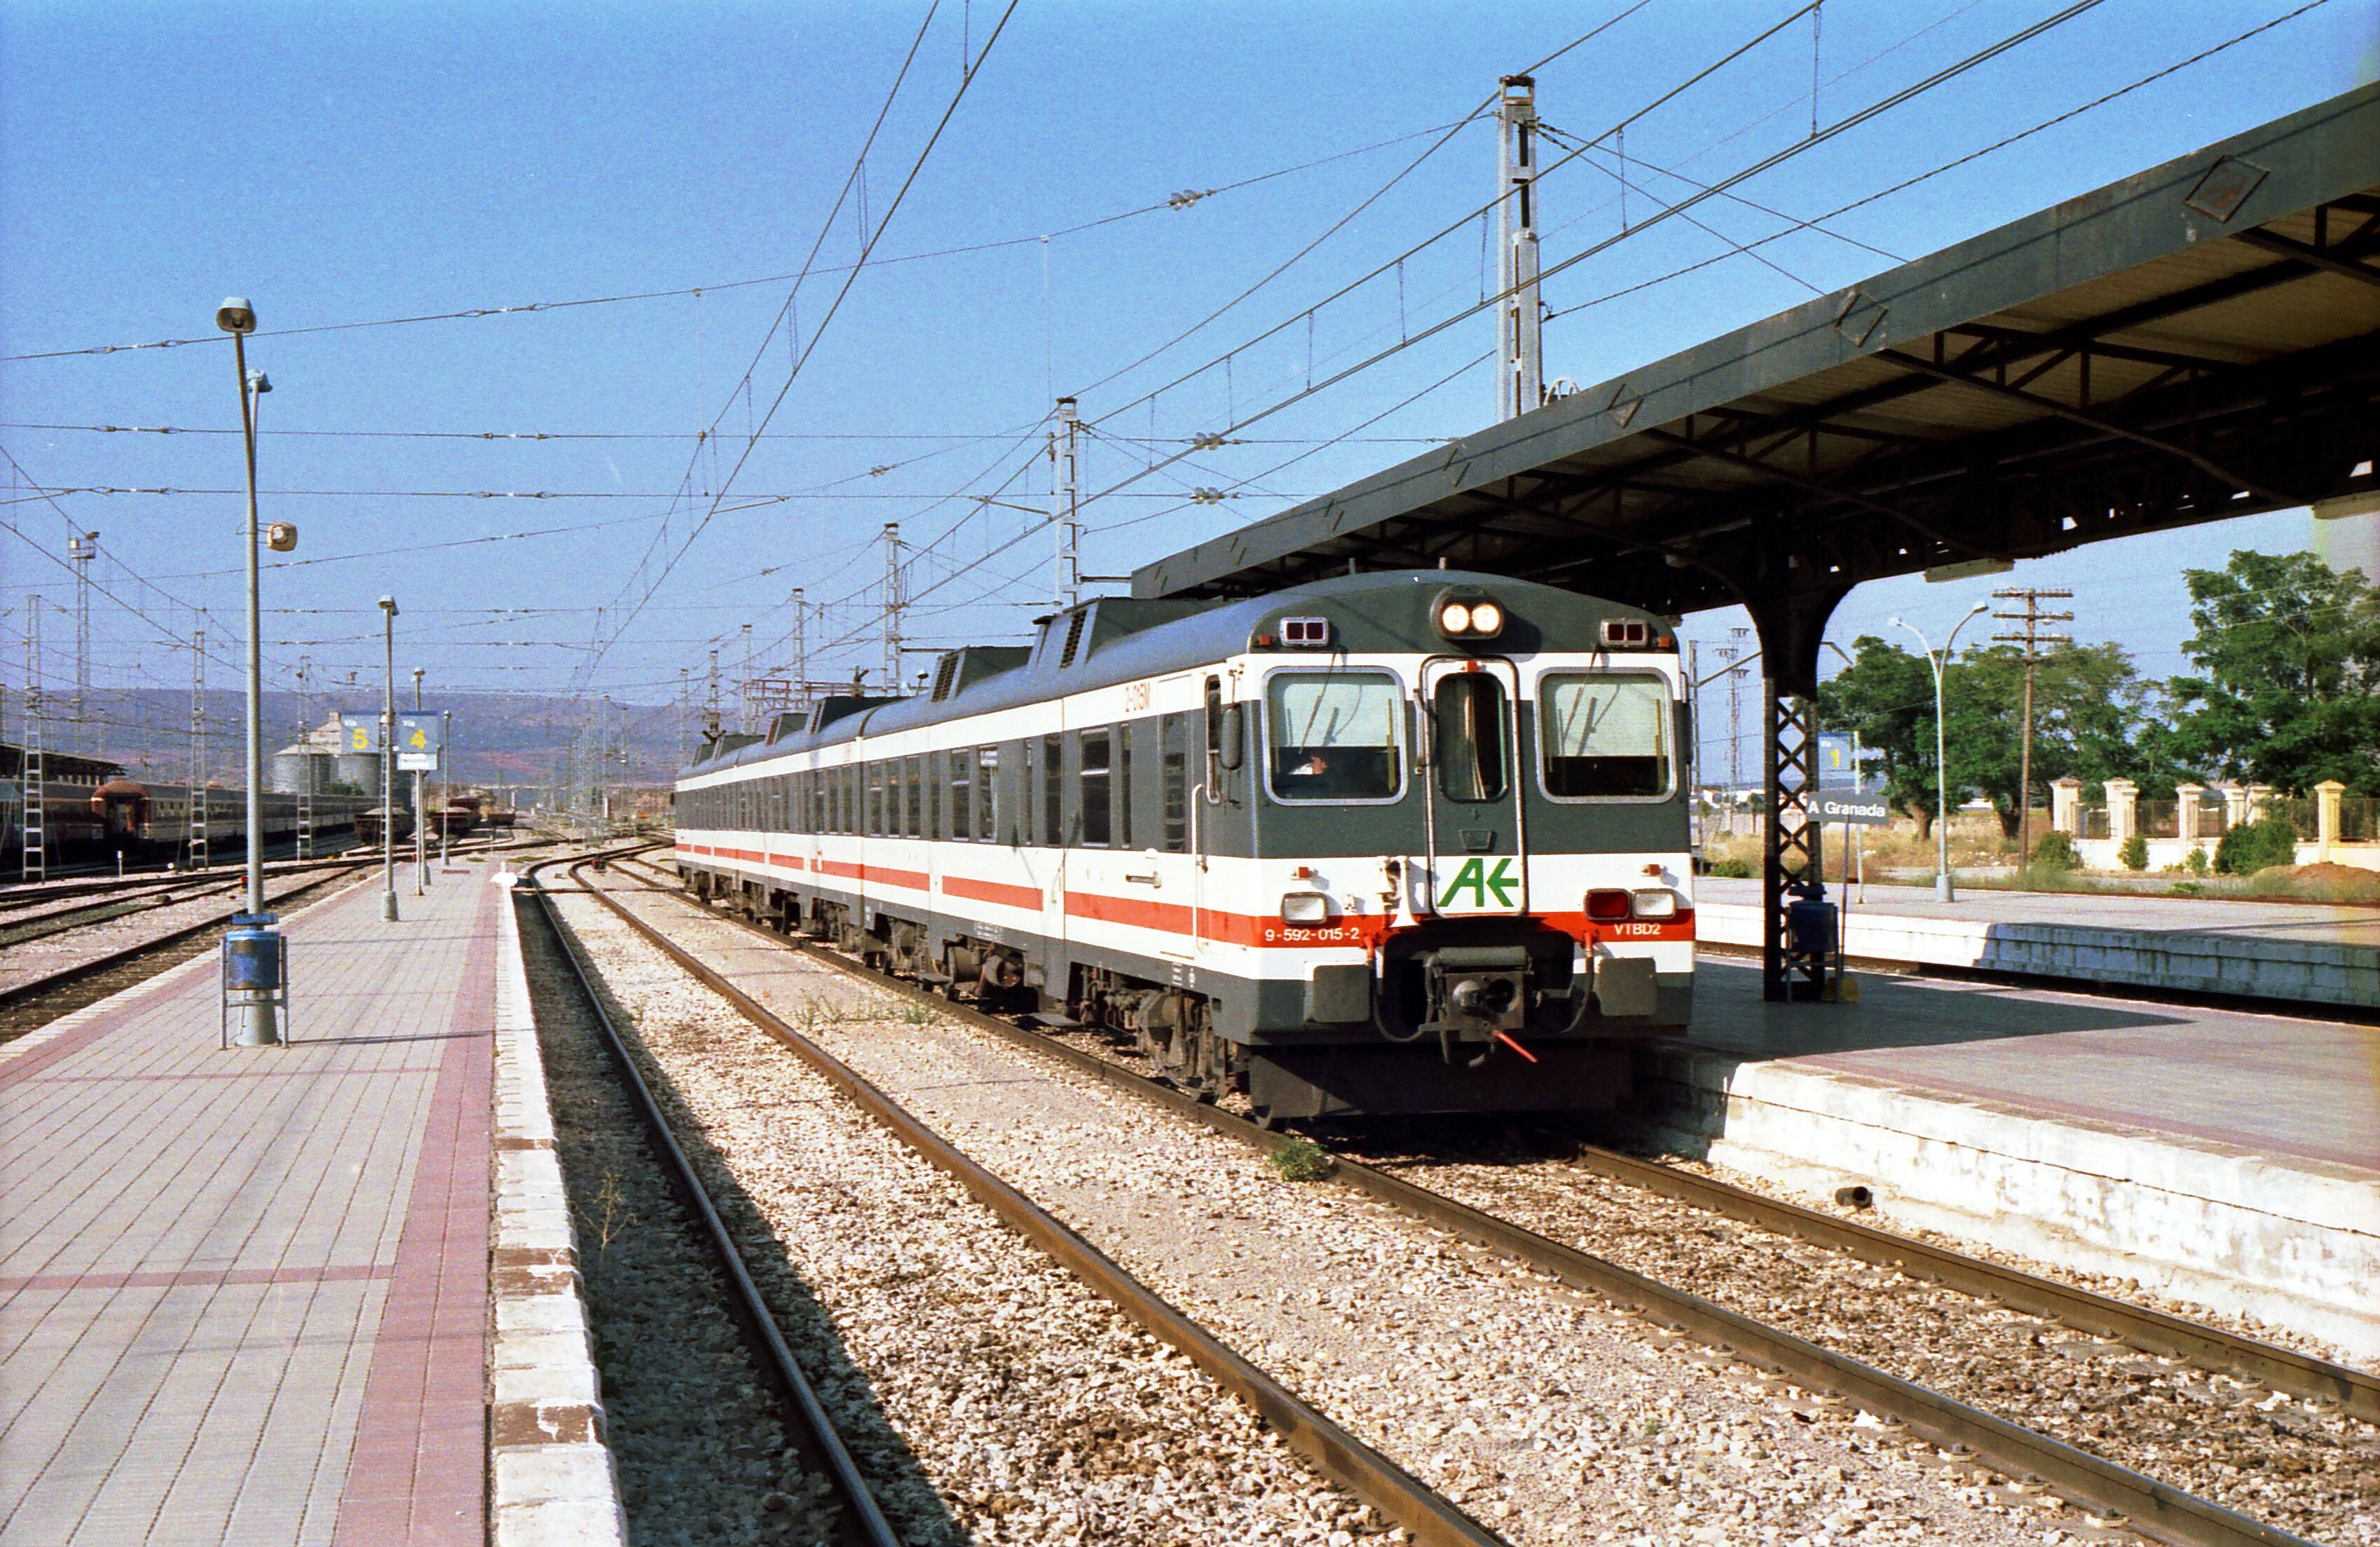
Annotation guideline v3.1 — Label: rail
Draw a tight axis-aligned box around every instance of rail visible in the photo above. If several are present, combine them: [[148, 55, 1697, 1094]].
[[525, 850, 901, 1547], [619, 854, 2322, 1547], [568, 857, 1512, 1547]]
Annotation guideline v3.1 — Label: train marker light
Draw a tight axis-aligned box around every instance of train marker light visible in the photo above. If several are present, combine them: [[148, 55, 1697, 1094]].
[[1280, 891, 1329, 925], [1630, 889, 1679, 920], [1585, 888, 1632, 922]]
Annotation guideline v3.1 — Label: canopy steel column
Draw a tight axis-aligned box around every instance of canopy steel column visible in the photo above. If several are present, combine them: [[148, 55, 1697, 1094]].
[[1748, 584, 1847, 1002]]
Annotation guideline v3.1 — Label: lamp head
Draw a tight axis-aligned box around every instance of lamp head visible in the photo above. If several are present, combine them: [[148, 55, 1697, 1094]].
[[215, 297, 257, 334], [247, 370, 271, 394], [378, 595, 398, 617]]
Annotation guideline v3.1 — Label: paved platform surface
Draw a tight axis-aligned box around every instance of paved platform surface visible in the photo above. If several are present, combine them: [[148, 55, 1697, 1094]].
[[1667, 960, 2380, 1354], [1698, 875, 2380, 946], [1687, 957, 2380, 1173], [1696, 876, 2380, 1010], [0, 868, 500, 1547]]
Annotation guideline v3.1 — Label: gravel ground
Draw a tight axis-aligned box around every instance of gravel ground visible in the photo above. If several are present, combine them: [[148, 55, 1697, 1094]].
[[1338, 1136, 2376, 1546], [522, 897, 845, 1547], [552, 890, 1388, 1547], [0, 862, 358, 997], [601, 880, 2090, 1547]]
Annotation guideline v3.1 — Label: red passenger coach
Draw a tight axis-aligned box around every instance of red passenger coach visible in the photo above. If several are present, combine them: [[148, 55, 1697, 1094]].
[[675, 570, 1694, 1121]]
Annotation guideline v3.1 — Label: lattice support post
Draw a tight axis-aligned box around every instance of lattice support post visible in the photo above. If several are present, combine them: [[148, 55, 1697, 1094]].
[[1763, 687, 1826, 1002]]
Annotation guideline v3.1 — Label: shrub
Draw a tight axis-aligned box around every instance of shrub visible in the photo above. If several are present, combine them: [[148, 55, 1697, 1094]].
[[1267, 1138, 1336, 1182], [2184, 846, 2211, 877], [1707, 856, 1753, 879], [2119, 833, 2149, 871], [2027, 832, 2080, 875], [2213, 817, 2297, 876]]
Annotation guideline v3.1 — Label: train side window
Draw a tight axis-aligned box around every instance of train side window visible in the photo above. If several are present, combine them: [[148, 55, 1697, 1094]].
[[1115, 723, 1133, 850], [1203, 676, 1223, 796], [863, 762, 881, 836], [904, 756, 924, 838], [926, 754, 942, 842], [1266, 671, 1404, 803], [1020, 738, 1039, 845], [1538, 673, 1672, 799], [976, 747, 999, 841], [1161, 714, 1187, 852], [1079, 729, 1111, 847], [948, 750, 971, 840], [1042, 733, 1063, 847]]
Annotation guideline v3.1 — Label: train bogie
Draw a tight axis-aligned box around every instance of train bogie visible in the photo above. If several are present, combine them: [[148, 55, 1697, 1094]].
[[675, 571, 1695, 1119]]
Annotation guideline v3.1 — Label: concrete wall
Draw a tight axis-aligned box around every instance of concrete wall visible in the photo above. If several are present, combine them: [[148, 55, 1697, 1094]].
[[1641, 1043, 2380, 1361]]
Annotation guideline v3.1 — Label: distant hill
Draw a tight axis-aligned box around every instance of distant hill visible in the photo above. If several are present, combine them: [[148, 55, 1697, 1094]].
[[4, 688, 692, 794]]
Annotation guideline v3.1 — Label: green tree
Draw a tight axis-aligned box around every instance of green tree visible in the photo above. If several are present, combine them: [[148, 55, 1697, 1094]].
[[1819, 634, 2154, 838], [1941, 641, 2155, 836], [1815, 636, 1943, 836], [2166, 551, 2380, 795]]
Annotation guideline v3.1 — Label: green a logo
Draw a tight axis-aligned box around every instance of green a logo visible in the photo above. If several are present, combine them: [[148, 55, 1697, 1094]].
[[1437, 857, 1519, 909]]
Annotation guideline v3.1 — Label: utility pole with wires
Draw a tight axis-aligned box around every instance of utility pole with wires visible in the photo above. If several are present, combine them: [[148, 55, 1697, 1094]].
[[1722, 627, 1750, 821], [1991, 586, 2074, 872], [1495, 74, 1544, 421], [791, 587, 808, 710], [1051, 397, 1081, 611], [677, 666, 690, 769], [738, 622, 755, 732], [68, 531, 96, 756], [705, 648, 720, 739], [882, 522, 906, 690]]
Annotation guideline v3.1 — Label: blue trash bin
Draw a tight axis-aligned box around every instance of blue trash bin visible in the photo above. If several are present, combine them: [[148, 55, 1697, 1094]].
[[221, 911, 289, 1047]]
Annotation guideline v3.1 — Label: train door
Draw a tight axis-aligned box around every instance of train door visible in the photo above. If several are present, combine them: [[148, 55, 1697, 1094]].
[[1416, 658, 1528, 918]]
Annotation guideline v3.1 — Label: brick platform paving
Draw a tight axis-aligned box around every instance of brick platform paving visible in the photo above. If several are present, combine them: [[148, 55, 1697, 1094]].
[[0, 868, 501, 1547]]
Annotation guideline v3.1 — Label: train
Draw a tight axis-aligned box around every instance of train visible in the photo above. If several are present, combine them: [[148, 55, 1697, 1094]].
[[0, 777, 377, 867], [673, 569, 1695, 1121]]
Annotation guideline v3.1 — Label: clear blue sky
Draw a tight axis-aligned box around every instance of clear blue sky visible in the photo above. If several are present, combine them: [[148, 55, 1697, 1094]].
[[4, 0, 2374, 765]]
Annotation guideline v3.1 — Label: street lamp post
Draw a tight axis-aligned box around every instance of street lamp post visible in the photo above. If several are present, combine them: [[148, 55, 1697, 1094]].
[[216, 297, 282, 1047], [441, 707, 453, 871], [1893, 601, 1990, 902], [411, 667, 428, 894], [378, 597, 399, 921]]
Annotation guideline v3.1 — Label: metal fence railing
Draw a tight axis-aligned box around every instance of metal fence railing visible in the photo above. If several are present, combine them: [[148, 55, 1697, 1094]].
[[2277, 796, 2322, 841], [2195, 803, 2231, 838], [2138, 798, 2179, 839], [2343, 796, 2379, 844]]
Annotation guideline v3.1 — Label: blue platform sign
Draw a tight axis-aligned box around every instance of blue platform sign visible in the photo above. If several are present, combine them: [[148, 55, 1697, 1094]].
[[337, 713, 381, 754], [1817, 734, 1881, 791], [395, 714, 442, 772]]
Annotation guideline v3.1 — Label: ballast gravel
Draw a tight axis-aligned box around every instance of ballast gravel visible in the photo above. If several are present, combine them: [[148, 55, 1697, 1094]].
[[551, 892, 1386, 1546], [599, 880, 2081, 1547], [521, 901, 843, 1547], [1344, 1141, 2377, 1546]]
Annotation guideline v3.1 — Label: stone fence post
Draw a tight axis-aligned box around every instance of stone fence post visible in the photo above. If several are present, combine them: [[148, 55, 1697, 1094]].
[[2176, 783, 2205, 845], [2316, 779, 2346, 860], [2105, 778, 2138, 847], [2051, 777, 2082, 836], [2245, 783, 2275, 823]]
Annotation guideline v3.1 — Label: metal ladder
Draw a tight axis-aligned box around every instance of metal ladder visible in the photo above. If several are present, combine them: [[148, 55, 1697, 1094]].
[[188, 630, 208, 871], [21, 613, 46, 882]]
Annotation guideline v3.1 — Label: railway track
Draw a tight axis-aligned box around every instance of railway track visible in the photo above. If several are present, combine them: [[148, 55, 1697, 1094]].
[[0, 835, 550, 1040], [552, 851, 1510, 1547], [610, 850, 2360, 1547], [521, 853, 901, 1547]]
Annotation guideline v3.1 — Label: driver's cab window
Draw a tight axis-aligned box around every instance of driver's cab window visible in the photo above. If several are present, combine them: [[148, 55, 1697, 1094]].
[[1265, 671, 1402, 803], [1433, 674, 1508, 802]]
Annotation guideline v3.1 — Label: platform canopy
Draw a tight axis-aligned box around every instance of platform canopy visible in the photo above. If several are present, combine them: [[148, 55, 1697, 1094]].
[[1135, 84, 2380, 697]]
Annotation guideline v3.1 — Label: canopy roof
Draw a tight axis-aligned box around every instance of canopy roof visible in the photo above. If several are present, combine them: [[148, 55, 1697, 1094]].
[[1135, 86, 2380, 628]]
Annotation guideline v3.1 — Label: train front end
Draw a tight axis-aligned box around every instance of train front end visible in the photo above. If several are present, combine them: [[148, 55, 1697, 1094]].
[[1209, 573, 1692, 1120]]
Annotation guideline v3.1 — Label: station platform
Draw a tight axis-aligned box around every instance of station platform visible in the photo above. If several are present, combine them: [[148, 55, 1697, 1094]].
[[1646, 957, 2380, 1361], [0, 860, 620, 1546], [1694, 875, 2380, 1011]]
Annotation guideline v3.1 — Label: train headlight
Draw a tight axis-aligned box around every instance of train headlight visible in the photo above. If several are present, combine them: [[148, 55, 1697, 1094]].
[[1280, 891, 1329, 925], [1630, 889, 1678, 920], [1432, 590, 1505, 641]]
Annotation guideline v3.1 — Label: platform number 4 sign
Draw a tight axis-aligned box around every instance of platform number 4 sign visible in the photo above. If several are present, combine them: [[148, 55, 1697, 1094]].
[[396, 714, 441, 772]]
